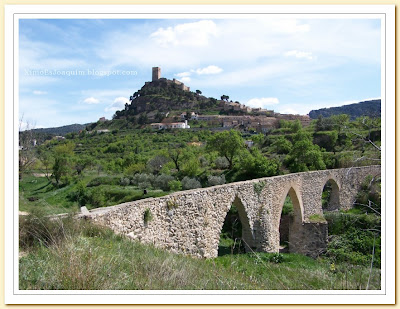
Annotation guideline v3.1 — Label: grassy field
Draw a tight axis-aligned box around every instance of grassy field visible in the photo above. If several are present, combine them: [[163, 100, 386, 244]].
[[19, 212, 381, 290], [19, 174, 169, 215]]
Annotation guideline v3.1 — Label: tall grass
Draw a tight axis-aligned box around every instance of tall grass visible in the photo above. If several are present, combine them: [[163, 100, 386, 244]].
[[19, 211, 381, 290]]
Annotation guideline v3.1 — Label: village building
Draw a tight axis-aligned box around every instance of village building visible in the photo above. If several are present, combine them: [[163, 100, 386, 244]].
[[151, 120, 190, 130]]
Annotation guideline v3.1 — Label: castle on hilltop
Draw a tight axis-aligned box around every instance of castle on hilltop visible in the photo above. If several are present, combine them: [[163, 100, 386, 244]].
[[146, 67, 190, 92]]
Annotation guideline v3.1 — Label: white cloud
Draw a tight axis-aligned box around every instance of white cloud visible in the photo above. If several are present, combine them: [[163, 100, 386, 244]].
[[175, 71, 191, 78], [246, 97, 280, 109], [150, 20, 218, 47], [179, 77, 191, 84], [279, 108, 300, 115], [285, 50, 313, 60], [105, 97, 129, 113], [195, 65, 223, 75], [33, 90, 47, 95], [83, 97, 100, 104]]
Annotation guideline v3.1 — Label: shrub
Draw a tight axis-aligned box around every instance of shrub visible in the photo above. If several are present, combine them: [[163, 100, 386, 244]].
[[281, 196, 294, 216], [19, 209, 112, 251], [131, 173, 155, 189], [86, 177, 119, 187], [253, 181, 265, 197], [143, 208, 153, 224], [269, 253, 284, 264], [87, 189, 105, 208], [308, 214, 326, 223], [166, 199, 179, 211], [154, 174, 175, 191], [124, 163, 146, 176], [120, 177, 131, 186], [214, 157, 230, 169], [199, 156, 209, 168], [168, 180, 182, 191], [181, 177, 201, 190], [324, 212, 381, 267], [147, 155, 169, 175], [68, 181, 88, 206], [19, 210, 75, 250], [207, 175, 226, 187]]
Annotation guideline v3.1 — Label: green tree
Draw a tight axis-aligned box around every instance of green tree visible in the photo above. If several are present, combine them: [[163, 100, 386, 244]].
[[250, 133, 265, 148], [284, 130, 326, 173], [207, 130, 245, 169], [181, 157, 200, 177], [73, 155, 92, 176], [138, 113, 148, 125], [271, 136, 293, 154], [37, 146, 53, 181], [52, 142, 75, 185], [147, 155, 169, 175], [240, 148, 280, 178], [168, 143, 185, 172]]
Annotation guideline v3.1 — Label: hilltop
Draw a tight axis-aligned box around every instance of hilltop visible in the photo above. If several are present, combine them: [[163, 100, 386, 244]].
[[309, 99, 381, 120], [109, 67, 310, 131], [32, 123, 89, 136]]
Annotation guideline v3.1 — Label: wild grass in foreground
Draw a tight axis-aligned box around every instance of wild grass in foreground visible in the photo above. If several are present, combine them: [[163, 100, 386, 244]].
[[19, 211, 381, 290]]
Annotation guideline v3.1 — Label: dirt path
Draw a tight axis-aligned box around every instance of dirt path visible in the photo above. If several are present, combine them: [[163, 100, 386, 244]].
[[33, 173, 47, 177]]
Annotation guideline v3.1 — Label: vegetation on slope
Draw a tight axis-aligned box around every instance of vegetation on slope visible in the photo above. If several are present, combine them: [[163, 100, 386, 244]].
[[113, 80, 223, 121], [309, 99, 381, 120], [19, 112, 382, 290]]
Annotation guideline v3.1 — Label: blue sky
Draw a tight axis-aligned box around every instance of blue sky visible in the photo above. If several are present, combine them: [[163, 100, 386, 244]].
[[19, 18, 381, 128]]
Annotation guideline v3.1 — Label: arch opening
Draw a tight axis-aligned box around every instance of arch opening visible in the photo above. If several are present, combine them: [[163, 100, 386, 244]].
[[322, 179, 340, 211], [353, 175, 381, 214], [218, 196, 254, 256], [278, 187, 302, 253]]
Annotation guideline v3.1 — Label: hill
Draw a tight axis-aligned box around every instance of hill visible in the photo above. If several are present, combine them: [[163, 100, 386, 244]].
[[308, 99, 381, 120], [32, 123, 90, 136], [113, 78, 223, 121]]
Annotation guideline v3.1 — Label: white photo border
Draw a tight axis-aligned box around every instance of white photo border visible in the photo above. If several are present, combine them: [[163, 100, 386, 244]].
[[4, 4, 396, 305]]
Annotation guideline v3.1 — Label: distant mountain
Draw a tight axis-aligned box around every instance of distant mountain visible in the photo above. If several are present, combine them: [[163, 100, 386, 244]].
[[32, 123, 90, 136], [309, 99, 381, 120]]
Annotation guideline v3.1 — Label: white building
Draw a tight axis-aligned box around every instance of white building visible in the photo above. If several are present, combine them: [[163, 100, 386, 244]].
[[151, 120, 190, 130]]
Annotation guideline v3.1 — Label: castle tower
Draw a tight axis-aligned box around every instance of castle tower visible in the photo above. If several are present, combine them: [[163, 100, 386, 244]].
[[152, 67, 161, 81]]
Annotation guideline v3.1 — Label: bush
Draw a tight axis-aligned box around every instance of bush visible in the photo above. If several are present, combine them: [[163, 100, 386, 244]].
[[324, 212, 381, 267], [124, 163, 146, 176], [207, 175, 226, 187], [86, 177, 119, 187], [19, 209, 111, 251], [168, 180, 182, 191], [120, 177, 131, 186], [68, 181, 88, 206], [154, 174, 175, 191], [143, 208, 153, 224], [87, 189, 105, 208], [131, 173, 155, 189], [214, 157, 229, 169], [181, 177, 201, 190], [199, 156, 209, 168], [19, 210, 75, 250]]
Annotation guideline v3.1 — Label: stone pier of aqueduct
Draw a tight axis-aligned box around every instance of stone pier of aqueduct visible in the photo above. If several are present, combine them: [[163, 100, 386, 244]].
[[87, 166, 380, 259]]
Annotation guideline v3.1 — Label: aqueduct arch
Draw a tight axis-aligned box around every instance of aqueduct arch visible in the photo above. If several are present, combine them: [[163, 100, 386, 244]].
[[217, 196, 255, 255], [88, 165, 381, 259], [321, 178, 341, 211], [277, 187, 303, 252]]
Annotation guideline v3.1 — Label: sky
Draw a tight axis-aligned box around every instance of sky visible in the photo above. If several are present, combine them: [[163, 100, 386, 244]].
[[19, 17, 381, 128]]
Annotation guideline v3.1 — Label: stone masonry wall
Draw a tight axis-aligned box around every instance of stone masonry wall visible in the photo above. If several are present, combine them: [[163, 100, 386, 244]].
[[88, 165, 380, 259]]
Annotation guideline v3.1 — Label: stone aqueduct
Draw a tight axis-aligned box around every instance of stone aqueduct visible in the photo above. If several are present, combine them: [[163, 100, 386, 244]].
[[87, 166, 380, 259]]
